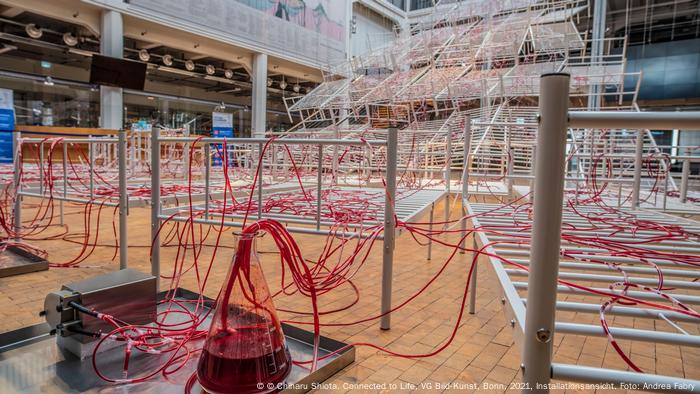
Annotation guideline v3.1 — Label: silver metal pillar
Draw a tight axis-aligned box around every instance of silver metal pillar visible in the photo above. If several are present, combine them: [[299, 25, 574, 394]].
[[506, 127, 514, 200], [680, 159, 690, 203], [521, 73, 570, 392], [469, 236, 478, 314], [461, 116, 472, 198], [444, 131, 452, 224], [13, 131, 21, 241], [316, 144, 323, 230], [99, 10, 124, 130], [529, 145, 538, 202], [631, 129, 644, 208], [662, 173, 668, 210], [427, 203, 434, 260], [380, 128, 398, 330], [61, 142, 67, 225], [461, 117, 472, 254], [588, 0, 606, 110], [251, 53, 268, 138], [89, 136, 94, 200], [257, 143, 263, 219], [118, 130, 128, 269], [150, 127, 161, 290], [39, 142, 44, 194], [204, 144, 211, 219]]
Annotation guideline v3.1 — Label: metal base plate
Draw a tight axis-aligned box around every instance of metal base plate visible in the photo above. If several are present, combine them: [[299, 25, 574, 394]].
[[0, 288, 355, 393], [0, 247, 49, 278]]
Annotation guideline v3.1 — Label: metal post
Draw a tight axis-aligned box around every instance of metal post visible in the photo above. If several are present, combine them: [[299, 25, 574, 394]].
[[530, 145, 537, 202], [631, 129, 644, 208], [460, 205, 467, 254], [427, 203, 434, 260], [522, 72, 570, 392], [204, 144, 211, 219], [118, 130, 128, 269], [445, 130, 452, 224], [469, 236, 477, 314], [462, 116, 472, 198], [380, 128, 398, 330], [39, 142, 44, 195], [13, 131, 21, 242], [617, 182, 623, 208], [460, 119, 471, 255], [663, 171, 668, 210], [183, 126, 190, 181], [506, 127, 513, 200], [61, 142, 67, 225], [150, 127, 161, 290], [257, 143, 263, 220], [680, 159, 690, 203], [89, 135, 94, 200], [316, 144, 323, 230]]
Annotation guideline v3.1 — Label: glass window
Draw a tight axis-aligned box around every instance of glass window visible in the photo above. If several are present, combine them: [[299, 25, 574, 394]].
[[410, 0, 435, 11], [386, 0, 406, 10], [0, 74, 99, 128]]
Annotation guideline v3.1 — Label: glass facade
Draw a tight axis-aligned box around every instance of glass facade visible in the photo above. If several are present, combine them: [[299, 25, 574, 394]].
[[0, 73, 100, 128], [0, 71, 292, 136]]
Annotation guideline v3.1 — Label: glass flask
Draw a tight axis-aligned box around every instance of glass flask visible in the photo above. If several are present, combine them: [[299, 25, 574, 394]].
[[197, 233, 292, 394]]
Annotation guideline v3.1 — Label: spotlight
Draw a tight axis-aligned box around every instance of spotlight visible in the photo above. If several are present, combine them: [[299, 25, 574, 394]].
[[279, 80, 287, 90], [224, 69, 234, 79], [138, 49, 150, 62], [162, 54, 173, 66], [185, 59, 195, 71], [62, 32, 78, 46], [205, 64, 216, 75], [267, 78, 273, 87], [44, 76, 54, 86], [293, 84, 300, 93], [25, 24, 42, 39]]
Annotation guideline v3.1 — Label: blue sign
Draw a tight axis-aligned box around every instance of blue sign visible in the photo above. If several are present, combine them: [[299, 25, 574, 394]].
[[211, 112, 234, 167], [0, 108, 15, 164], [211, 127, 234, 166]]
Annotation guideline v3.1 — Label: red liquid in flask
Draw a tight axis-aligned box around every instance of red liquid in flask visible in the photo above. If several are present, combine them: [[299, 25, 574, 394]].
[[197, 234, 292, 394]]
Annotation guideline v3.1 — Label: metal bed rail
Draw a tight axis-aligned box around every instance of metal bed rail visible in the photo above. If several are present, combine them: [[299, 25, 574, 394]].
[[493, 72, 700, 392], [13, 131, 129, 270], [150, 129, 407, 330]]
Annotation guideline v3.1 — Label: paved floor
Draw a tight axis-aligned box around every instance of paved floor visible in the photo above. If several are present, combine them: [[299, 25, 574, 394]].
[[1, 196, 698, 393]]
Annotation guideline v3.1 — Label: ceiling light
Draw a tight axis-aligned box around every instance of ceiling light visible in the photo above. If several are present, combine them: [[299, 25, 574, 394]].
[[138, 49, 150, 62], [279, 80, 287, 90], [293, 84, 300, 93], [185, 59, 195, 71], [162, 54, 173, 66], [224, 69, 234, 79], [62, 32, 78, 46], [267, 78, 273, 87], [205, 64, 216, 75], [25, 24, 42, 39]]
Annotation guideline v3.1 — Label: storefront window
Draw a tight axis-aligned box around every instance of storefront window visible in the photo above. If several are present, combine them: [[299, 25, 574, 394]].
[[0, 73, 99, 128]]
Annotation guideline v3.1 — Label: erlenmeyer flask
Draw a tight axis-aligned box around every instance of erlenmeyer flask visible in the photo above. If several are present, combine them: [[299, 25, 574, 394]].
[[197, 233, 292, 394]]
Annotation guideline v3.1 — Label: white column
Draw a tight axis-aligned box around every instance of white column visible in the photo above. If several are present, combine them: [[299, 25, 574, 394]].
[[100, 10, 124, 130], [251, 53, 268, 138], [588, 0, 606, 110]]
